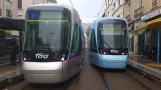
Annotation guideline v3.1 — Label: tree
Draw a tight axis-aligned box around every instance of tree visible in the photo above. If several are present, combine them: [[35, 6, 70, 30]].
[[86, 26, 91, 37]]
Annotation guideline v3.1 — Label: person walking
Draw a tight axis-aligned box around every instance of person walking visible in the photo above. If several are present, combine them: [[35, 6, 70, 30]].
[[10, 38, 18, 66]]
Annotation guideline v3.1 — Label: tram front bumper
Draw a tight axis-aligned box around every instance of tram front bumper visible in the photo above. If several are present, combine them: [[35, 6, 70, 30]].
[[22, 62, 63, 84], [101, 55, 128, 69], [24, 73, 62, 84]]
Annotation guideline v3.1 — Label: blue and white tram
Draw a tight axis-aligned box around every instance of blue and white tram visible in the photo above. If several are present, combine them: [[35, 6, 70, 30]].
[[22, 4, 85, 84], [89, 17, 129, 69]]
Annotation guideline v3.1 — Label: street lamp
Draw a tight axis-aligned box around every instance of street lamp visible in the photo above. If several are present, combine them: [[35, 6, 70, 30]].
[[69, 0, 73, 7]]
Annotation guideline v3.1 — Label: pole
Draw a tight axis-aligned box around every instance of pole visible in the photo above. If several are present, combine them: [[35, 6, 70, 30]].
[[157, 27, 160, 64], [69, 0, 73, 7]]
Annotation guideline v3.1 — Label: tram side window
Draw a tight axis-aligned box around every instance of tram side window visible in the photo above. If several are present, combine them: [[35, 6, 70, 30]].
[[79, 26, 82, 52], [91, 29, 97, 52], [71, 23, 79, 52]]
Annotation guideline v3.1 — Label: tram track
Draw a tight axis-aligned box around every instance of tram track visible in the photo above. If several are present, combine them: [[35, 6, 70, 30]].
[[125, 66, 161, 90], [92, 64, 110, 90], [97, 68, 148, 90], [97, 67, 161, 90], [20, 72, 81, 90], [124, 70, 150, 90], [98, 70, 110, 90]]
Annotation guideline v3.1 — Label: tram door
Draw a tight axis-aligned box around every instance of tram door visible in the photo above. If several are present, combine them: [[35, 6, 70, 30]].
[[68, 23, 82, 76], [90, 29, 100, 66]]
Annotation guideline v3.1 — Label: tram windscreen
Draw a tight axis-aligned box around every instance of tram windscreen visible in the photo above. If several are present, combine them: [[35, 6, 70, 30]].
[[98, 19, 128, 49], [24, 9, 71, 52]]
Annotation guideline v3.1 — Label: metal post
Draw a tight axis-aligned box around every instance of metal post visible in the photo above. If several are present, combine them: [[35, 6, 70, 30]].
[[157, 27, 160, 64]]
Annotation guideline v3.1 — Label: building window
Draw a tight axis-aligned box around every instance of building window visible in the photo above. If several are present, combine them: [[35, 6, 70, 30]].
[[18, 0, 22, 9], [107, 0, 109, 5], [128, 2, 131, 14], [118, 0, 120, 6], [113, 3, 116, 11], [0, 9, 1, 16], [6, 0, 12, 17], [138, 0, 142, 8], [152, 0, 158, 8], [6, 9, 12, 17]]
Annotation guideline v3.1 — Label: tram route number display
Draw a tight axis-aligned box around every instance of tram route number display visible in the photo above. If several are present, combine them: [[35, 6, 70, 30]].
[[35, 53, 49, 59]]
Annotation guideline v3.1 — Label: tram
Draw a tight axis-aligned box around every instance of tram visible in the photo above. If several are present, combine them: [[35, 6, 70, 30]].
[[22, 4, 85, 84], [89, 17, 129, 70]]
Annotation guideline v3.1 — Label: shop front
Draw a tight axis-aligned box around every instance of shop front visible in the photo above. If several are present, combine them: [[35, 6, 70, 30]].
[[140, 7, 161, 64], [0, 17, 24, 55], [130, 22, 147, 55]]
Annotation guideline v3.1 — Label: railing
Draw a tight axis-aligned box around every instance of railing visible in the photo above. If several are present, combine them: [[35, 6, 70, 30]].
[[125, 14, 131, 22], [152, 0, 158, 8], [134, 6, 144, 19]]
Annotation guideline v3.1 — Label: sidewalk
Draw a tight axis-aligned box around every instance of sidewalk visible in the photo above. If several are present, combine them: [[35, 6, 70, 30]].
[[0, 61, 23, 89], [128, 52, 161, 81], [0, 54, 20, 66]]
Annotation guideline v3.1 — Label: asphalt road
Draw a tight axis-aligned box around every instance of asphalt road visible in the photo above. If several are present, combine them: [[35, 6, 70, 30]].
[[2, 49, 161, 90]]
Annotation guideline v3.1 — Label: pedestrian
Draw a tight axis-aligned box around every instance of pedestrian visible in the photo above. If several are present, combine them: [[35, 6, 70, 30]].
[[142, 45, 149, 58], [10, 38, 18, 66]]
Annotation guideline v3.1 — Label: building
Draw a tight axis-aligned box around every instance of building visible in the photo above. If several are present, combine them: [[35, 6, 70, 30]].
[[17, 0, 57, 19], [105, 0, 124, 17], [124, 0, 161, 63], [123, 0, 150, 55], [0, 0, 19, 18], [0, 0, 23, 32]]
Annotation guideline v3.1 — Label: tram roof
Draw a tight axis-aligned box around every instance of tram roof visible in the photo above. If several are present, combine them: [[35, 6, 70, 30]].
[[91, 17, 128, 29], [29, 4, 80, 20], [30, 3, 73, 10]]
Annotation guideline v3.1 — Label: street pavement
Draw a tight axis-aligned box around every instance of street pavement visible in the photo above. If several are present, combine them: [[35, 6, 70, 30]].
[[1, 49, 161, 90], [128, 53, 161, 80]]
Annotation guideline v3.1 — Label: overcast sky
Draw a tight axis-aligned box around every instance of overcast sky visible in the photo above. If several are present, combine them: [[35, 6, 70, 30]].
[[57, 0, 105, 23]]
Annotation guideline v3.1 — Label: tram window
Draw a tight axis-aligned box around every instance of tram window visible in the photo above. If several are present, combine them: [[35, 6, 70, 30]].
[[71, 23, 79, 52], [91, 29, 97, 51], [79, 26, 82, 52]]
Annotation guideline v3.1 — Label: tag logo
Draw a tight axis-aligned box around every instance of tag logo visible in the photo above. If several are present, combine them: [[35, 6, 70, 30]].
[[36, 53, 49, 59], [111, 50, 119, 53]]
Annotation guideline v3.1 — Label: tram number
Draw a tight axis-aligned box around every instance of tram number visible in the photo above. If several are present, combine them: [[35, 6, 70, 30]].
[[36, 53, 49, 59], [110, 50, 119, 53]]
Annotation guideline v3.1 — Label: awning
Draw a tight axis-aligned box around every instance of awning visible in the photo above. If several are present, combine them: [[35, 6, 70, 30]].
[[130, 23, 147, 36], [147, 18, 161, 30], [0, 17, 25, 31], [130, 17, 161, 36]]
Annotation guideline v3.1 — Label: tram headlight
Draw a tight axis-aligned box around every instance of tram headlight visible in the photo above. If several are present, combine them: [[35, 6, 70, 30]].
[[23, 57, 26, 61], [23, 54, 30, 61], [23, 54, 26, 61], [61, 54, 65, 61]]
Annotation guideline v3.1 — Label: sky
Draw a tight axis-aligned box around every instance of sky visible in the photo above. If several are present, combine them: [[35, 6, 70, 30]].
[[57, 0, 105, 23]]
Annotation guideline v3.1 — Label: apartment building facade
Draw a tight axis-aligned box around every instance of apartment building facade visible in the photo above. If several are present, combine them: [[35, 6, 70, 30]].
[[105, 0, 125, 17], [124, 0, 161, 62], [124, 0, 145, 55], [0, 0, 18, 18], [17, 0, 57, 19]]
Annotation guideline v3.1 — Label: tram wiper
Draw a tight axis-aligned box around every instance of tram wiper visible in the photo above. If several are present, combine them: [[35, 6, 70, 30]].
[[103, 40, 111, 49]]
